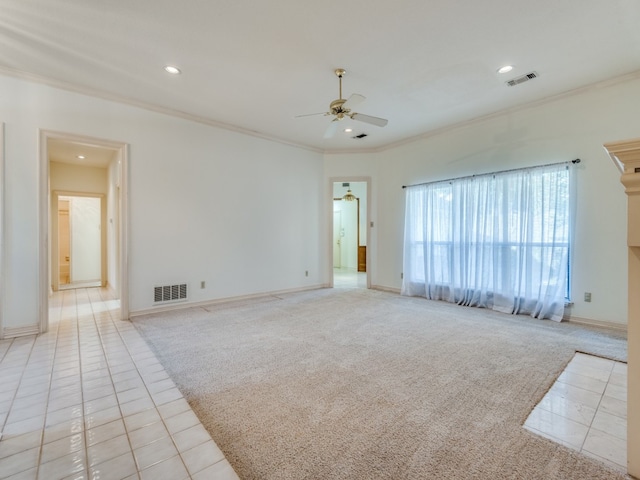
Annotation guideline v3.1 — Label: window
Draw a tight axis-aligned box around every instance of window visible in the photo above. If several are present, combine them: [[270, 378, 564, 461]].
[[402, 163, 573, 321]]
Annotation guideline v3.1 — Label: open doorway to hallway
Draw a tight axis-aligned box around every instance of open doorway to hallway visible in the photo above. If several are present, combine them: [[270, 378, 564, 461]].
[[40, 131, 129, 333], [332, 180, 369, 289]]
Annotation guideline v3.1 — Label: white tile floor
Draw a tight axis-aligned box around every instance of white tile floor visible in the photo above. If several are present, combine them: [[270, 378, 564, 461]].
[[0, 287, 239, 480], [524, 352, 628, 472], [333, 267, 367, 289]]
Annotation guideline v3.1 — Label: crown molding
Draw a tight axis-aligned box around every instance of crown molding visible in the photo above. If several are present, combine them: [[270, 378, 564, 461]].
[[323, 69, 640, 156], [3, 66, 639, 157], [0, 66, 324, 155]]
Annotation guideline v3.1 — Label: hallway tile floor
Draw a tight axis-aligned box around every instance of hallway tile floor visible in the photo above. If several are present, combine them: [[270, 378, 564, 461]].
[[333, 267, 367, 289], [524, 352, 627, 472], [0, 287, 238, 480]]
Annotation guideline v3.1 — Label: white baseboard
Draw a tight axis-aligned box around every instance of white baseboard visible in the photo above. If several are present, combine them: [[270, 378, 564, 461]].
[[371, 284, 401, 294], [130, 283, 329, 318], [566, 316, 627, 332], [3, 324, 40, 338]]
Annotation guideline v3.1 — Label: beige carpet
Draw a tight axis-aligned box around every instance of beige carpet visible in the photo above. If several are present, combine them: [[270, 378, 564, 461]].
[[133, 288, 629, 479]]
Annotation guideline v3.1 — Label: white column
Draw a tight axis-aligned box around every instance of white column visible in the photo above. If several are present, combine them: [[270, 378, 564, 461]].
[[603, 137, 640, 478]]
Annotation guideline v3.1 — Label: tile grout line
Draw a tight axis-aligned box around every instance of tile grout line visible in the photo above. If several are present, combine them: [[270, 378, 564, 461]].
[[80, 286, 103, 480], [98, 287, 197, 479], [2, 286, 232, 480], [576, 359, 615, 452], [529, 353, 627, 472], [33, 287, 67, 480], [579, 360, 627, 469], [0, 336, 16, 442], [0, 337, 37, 432], [66, 289, 82, 473], [87, 286, 143, 479], [42, 287, 83, 479], [102, 286, 232, 478], [0, 330, 44, 477], [523, 353, 627, 473]]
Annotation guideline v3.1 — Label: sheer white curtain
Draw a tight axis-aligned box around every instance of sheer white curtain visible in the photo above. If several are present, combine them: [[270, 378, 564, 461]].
[[402, 163, 573, 321]]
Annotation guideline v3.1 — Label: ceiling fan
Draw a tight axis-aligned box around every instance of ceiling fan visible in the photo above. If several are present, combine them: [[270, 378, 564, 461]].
[[296, 68, 388, 139]]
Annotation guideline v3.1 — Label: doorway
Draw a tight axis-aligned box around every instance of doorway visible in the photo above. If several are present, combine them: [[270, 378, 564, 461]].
[[39, 131, 129, 333], [331, 179, 370, 289], [56, 194, 103, 290]]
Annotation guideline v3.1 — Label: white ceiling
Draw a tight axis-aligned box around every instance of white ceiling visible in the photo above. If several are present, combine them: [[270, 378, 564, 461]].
[[48, 138, 117, 168], [2, 0, 639, 153]]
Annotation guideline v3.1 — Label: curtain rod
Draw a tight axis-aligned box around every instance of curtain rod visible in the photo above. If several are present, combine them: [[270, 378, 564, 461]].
[[402, 159, 581, 189]]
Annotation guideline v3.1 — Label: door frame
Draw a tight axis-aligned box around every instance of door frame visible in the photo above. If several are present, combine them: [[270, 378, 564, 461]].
[[328, 177, 371, 288], [52, 192, 106, 291], [333, 207, 342, 268], [0, 123, 4, 337], [39, 130, 129, 332]]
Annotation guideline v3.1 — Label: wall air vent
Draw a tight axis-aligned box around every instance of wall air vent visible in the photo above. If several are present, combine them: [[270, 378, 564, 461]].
[[352, 133, 368, 139], [506, 71, 539, 87], [154, 283, 187, 304]]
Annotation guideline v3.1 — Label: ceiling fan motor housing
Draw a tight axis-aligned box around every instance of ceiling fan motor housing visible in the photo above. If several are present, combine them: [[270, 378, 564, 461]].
[[330, 98, 349, 118]]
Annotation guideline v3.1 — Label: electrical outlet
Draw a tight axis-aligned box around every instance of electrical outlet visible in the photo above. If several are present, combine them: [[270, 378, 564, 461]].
[[584, 292, 591, 302], [200, 281, 206, 289], [305, 270, 309, 277]]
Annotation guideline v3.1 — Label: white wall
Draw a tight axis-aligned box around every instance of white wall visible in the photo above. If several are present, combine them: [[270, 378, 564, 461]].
[[326, 75, 640, 325], [50, 161, 108, 194], [2, 71, 636, 333], [0, 74, 325, 332]]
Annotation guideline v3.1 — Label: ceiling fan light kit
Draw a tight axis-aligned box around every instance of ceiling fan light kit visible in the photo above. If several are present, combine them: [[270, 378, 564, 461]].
[[342, 188, 356, 201], [296, 68, 388, 139]]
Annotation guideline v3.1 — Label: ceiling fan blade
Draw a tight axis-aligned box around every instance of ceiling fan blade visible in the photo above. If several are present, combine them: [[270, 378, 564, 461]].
[[351, 112, 388, 127], [294, 112, 329, 118], [323, 119, 340, 139], [342, 93, 366, 110]]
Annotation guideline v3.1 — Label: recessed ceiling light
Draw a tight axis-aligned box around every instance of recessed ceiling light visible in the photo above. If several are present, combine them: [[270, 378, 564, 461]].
[[497, 65, 514, 74], [344, 128, 353, 133], [77, 155, 85, 159], [164, 65, 181, 75]]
